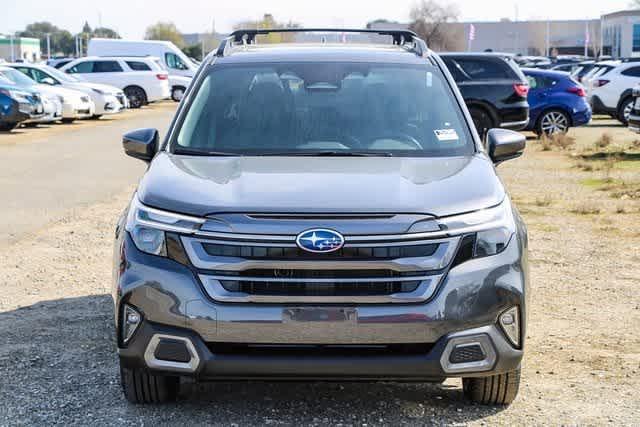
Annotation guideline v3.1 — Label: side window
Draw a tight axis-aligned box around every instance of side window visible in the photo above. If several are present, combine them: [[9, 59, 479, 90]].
[[526, 76, 538, 89], [14, 67, 36, 81], [621, 67, 640, 77], [165, 53, 187, 70], [93, 61, 123, 73], [33, 68, 57, 84], [126, 61, 151, 71], [442, 58, 469, 82], [454, 58, 515, 80], [68, 61, 94, 74]]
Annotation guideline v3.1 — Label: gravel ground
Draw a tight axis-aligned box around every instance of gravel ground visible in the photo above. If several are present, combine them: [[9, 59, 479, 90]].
[[0, 118, 638, 425]]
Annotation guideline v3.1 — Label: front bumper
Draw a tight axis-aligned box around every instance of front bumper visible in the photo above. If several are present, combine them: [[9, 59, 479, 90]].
[[114, 229, 527, 379], [62, 100, 95, 119]]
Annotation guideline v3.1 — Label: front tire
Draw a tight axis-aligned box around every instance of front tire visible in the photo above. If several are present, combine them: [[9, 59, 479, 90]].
[[0, 122, 18, 131], [462, 366, 521, 405], [617, 97, 633, 125], [120, 365, 179, 404], [536, 109, 570, 135], [171, 86, 186, 102], [124, 86, 147, 109], [61, 118, 75, 124]]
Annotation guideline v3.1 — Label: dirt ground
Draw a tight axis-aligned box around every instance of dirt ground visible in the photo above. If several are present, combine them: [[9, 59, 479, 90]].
[[0, 116, 638, 425]]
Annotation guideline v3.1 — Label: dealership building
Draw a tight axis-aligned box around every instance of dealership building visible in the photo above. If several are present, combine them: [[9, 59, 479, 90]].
[[0, 36, 41, 62], [369, 9, 640, 58]]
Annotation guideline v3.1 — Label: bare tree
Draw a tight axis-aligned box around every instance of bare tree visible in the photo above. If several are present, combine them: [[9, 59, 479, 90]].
[[408, 0, 460, 51]]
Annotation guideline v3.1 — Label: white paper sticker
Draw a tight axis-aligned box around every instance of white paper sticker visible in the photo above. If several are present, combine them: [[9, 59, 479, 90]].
[[434, 129, 459, 141]]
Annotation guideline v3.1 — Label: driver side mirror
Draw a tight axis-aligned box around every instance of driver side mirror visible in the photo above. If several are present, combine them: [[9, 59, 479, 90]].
[[486, 129, 526, 165], [123, 128, 159, 162], [41, 77, 56, 85]]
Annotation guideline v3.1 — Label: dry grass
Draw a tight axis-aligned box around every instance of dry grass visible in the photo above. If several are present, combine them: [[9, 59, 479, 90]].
[[534, 195, 553, 207], [551, 133, 576, 150], [602, 153, 621, 181], [616, 205, 626, 214], [594, 132, 613, 149], [570, 204, 601, 215], [630, 139, 640, 150], [574, 161, 595, 172]]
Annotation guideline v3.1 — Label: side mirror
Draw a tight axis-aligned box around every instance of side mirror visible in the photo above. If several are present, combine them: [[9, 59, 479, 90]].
[[41, 77, 56, 85], [123, 128, 159, 162], [486, 129, 526, 164]]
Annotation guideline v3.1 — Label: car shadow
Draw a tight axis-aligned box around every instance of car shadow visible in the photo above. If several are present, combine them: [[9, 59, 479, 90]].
[[0, 295, 509, 424]]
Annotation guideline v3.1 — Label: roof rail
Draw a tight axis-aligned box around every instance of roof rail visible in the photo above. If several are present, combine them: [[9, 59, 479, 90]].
[[215, 28, 428, 58]]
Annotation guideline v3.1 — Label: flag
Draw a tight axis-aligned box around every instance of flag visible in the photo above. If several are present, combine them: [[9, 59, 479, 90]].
[[469, 24, 476, 42]]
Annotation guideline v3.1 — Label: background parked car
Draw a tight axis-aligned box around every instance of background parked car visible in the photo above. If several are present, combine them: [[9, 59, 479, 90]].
[[46, 57, 75, 69], [570, 61, 597, 83], [0, 70, 62, 125], [441, 52, 530, 138], [60, 57, 170, 108], [0, 84, 41, 131], [583, 60, 620, 98], [0, 66, 94, 123], [588, 61, 640, 124], [627, 83, 640, 133], [522, 68, 592, 135], [87, 38, 198, 78], [111, 56, 191, 102], [8, 63, 127, 118]]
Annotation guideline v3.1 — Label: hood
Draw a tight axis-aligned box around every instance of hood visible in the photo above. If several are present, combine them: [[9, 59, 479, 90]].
[[74, 82, 123, 95], [138, 154, 505, 218], [36, 84, 87, 100]]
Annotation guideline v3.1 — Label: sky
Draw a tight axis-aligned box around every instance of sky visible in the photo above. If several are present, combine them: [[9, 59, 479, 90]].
[[0, 0, 633, 38]]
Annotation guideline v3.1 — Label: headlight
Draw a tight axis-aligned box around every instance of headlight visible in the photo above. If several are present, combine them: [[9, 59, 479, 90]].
[[125, 196, 205, 256], [92, 88, 105, 95], [439, 201, 516, 265], [0, 88, 31, 103]]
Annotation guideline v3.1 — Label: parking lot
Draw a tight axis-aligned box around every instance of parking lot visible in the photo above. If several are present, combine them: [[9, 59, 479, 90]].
[[0, 103, 638, 425]]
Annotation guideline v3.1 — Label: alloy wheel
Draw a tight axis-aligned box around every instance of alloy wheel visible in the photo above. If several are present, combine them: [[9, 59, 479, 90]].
[[540, 111, 569, 135]]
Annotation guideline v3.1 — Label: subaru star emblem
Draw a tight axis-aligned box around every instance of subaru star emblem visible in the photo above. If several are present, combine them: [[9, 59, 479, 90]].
[[296, 229, 345, 253]]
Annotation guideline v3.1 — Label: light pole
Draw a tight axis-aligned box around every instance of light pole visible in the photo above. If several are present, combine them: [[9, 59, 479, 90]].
[[46, 33, 51, 60]]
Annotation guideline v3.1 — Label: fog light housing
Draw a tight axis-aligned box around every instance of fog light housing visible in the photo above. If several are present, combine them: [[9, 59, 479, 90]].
[[499, 306, 520, 347], [122, 304, 142, 344]]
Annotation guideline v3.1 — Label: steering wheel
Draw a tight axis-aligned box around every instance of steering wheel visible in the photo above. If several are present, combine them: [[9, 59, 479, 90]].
[[369, 133, 423, 150]]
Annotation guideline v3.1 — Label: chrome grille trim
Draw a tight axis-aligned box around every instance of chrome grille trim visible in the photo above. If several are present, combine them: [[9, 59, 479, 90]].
[[198, 274, 443, 303], [202, 274, 438, 283], [181, 235, 460, 272]]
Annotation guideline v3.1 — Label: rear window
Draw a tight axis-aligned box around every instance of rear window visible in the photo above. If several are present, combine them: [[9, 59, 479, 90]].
[[173, 62, 474, 157], [443, 57, 518, 81], [126, 61, 151, 71]]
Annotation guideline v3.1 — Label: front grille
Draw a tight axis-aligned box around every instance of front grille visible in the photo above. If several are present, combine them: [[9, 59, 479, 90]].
[[220, 280, 421, 296], [207, 342, 435, 356], [449, 344, 486, 364], [214, 269, 429, 279], [202, 242, 439, 260]]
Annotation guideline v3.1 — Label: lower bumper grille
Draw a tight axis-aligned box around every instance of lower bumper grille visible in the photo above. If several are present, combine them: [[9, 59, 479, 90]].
[[220, 280, 421, 296]]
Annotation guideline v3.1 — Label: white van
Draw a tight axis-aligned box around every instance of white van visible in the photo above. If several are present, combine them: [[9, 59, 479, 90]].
[[87, 39, 198, 78]]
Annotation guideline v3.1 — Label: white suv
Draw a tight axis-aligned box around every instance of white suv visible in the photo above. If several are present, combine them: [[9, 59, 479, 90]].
[[60, 57, 171, 108], [589, 61, 640, 124]]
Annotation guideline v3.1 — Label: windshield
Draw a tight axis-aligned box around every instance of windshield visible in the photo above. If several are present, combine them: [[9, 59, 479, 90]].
[[173, 62, 474, 157], [0, 68, 37, 87], [43, 65, 81, 83]]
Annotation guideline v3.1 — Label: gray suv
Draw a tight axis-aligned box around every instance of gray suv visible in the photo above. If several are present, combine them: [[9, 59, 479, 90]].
[[113, 29, 529, 405]]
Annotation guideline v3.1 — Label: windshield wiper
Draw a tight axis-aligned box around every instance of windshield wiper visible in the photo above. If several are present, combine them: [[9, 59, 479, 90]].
[[263, 151, 393, 157], [173, 147, 242, 156]]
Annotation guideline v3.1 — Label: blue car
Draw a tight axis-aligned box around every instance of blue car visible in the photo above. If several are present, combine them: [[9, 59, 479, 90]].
[[522, 68, 592, 135], [0, 79, 44, 131]]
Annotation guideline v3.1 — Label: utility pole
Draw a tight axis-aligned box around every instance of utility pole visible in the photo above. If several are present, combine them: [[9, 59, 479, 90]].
[[9, 35, 15, 62], [546, 20, 550, 57], [46, 34, 51, 60]]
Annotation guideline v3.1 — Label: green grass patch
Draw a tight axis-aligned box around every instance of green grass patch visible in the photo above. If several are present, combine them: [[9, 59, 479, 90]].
[[580, 177, 623, 188]]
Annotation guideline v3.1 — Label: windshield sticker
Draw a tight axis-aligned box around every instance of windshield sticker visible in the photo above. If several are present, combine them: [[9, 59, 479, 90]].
[[426, 72, 433, 87], [434, 129, 459, 141]]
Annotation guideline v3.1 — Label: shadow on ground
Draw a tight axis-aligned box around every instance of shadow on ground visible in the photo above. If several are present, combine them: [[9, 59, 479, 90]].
[[0, 296, 506, 425]]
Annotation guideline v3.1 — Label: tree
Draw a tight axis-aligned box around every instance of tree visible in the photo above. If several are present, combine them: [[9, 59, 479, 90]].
[[145, 22, 184, 48], [408, 0, 460, 51], [16, 21, 75, 56], [82, 21, 92, 35], [234, 14, 300, 43], [92, 27, 120, 39]]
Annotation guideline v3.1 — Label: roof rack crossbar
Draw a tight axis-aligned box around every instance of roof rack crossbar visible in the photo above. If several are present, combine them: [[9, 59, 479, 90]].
[[215, 28, 428, 58]]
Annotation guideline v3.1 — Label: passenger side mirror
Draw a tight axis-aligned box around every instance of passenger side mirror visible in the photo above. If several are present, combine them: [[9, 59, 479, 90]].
[[41, 77, 56, 85], [123, 128, 159, 162], [486, 129, 526, 165]]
